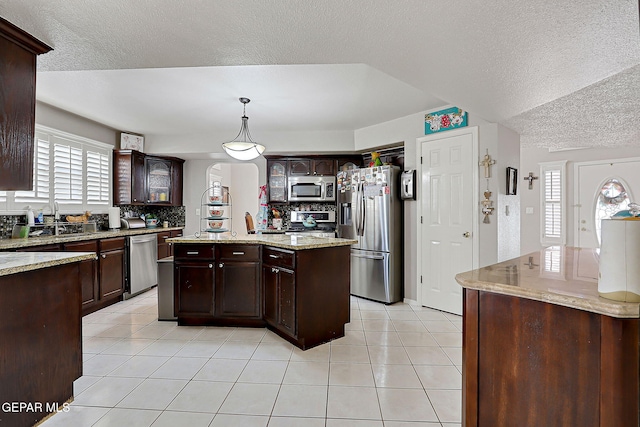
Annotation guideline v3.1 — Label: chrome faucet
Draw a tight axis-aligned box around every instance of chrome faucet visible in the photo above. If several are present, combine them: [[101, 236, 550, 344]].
[[53, 202, 61, 236]]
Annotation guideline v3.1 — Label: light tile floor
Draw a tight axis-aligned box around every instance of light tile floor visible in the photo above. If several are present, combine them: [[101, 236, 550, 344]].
[[41, 288, 462, 427]]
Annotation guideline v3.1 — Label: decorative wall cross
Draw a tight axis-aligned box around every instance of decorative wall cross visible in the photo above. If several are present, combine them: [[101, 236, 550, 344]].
[[479, 150, 496, 178], [524, 172, 539, 190]]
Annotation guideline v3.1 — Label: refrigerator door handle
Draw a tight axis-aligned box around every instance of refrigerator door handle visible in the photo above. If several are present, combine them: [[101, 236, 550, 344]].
[[354, 182, 362, 236], [358, 182, 366, 236]]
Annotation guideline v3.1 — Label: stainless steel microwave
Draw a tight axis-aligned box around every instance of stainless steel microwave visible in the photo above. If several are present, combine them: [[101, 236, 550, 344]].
[[288, 176, 336, 202]]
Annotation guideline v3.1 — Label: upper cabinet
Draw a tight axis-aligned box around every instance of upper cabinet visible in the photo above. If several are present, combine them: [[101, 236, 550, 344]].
[[113, 150, 184, 206], [266, 155, 363, 203], [267, 159, 287, 203], [288, 158, 335, 176], [0, 18, 52, 191]]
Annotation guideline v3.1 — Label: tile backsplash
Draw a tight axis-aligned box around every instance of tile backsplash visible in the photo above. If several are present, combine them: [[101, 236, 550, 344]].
[[0, 205, 185, 239]]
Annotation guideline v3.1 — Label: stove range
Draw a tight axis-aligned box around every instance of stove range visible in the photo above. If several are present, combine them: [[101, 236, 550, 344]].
[[286, 210, 336, 237]]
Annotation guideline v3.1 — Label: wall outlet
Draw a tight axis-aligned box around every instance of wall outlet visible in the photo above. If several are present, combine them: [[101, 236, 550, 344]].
[[195, 208, 200, 216], [525, 207, 534, 214]]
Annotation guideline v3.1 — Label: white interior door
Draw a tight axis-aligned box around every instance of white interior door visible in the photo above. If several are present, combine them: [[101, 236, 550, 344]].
[[575, 158, 640, 248], [419, 130, 476, 315]]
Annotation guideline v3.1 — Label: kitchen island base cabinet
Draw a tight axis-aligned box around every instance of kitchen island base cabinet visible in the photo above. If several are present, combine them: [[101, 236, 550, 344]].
[[215, 245, 263, 326], [462, 289, 639, 427], [0, 262, 82, 427], [263, 245, 351, 350]]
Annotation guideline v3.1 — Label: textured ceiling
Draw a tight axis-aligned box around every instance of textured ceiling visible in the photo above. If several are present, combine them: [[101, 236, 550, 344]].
[[1, 0, 639, 150]]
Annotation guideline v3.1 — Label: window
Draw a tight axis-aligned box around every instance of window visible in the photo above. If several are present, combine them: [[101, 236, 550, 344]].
[[594, 178, 631, 245], [15, 133, 50, 204], [0, 125, 112, 214], [540, 161, 567, 246]]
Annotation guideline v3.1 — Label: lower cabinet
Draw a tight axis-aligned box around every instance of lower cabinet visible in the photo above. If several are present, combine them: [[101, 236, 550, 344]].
[[173, 242, 351, 350], [157, 229, 183, 259], [215, 245, 262, 325], [99, 238, 125, 299], [66, 237, 125, 316], [263, 254, 296, 337], [175, 262, 214, 317], [174, 244, 215, 321], [63, 240, 99, 308]]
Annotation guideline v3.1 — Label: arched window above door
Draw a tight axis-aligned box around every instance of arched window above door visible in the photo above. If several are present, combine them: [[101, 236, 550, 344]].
[[595, 178, 631, 245]]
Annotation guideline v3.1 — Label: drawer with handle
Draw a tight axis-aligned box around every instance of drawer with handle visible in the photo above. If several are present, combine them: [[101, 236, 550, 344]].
[[262, 246, 295, 269], [217, 244, 260, 261], [174, 244, 214, 260]]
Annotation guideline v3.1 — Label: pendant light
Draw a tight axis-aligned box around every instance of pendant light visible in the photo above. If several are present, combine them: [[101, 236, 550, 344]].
[[221, 97, 266, 160]]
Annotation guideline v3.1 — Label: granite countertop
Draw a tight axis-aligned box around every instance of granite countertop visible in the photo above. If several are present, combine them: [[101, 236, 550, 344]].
[[0, 227, 184, 251], [0, 252, 97, 277], [455, 246, 640, 318], [167, 234, 357, 250]]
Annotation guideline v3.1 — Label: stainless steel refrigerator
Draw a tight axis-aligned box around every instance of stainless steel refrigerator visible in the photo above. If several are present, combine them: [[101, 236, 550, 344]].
[[337, 165, 402, 304]]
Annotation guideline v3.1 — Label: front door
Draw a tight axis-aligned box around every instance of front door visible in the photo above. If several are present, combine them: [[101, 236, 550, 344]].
[[575, 158, 640, 248], [419, 128, 477, 315]]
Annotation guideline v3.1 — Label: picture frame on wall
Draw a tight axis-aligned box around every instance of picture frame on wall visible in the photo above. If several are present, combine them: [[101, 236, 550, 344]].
[[506, 167, 518, 195], [119, 132, 144, 152]]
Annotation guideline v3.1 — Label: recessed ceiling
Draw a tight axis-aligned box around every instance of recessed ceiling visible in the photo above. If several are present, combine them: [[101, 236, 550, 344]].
[[1, 0, 639, 151]]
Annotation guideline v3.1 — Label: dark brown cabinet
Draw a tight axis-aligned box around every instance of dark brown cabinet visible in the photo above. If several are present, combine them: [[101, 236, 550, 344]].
[[288, 158, 335, 176], [175, 262, 214, 317], [63, 240, 99, 308], [174, 244, 215, 319], [267, 159, 287, 203], [158, 229, 183, 259], [0, 18, 52, 191], [172, 242, 351, 350], [99, 237, 125, 299], [113, 150, 184, 206], [215, 245, 262, 324], [16, 244, 63, 252], [262, 247, 297, 337]]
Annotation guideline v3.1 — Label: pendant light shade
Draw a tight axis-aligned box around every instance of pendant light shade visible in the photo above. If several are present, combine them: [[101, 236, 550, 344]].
[[221, 98, 266, 160]]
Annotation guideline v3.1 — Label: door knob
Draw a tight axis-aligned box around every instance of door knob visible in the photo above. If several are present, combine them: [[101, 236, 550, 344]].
[[463, 232, 470, 238]]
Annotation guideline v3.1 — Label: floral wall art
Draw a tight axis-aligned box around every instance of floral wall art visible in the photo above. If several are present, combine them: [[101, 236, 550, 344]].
[[424, 107, 468, 134]]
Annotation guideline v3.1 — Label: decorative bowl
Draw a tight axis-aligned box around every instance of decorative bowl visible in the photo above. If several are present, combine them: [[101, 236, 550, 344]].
[[208, 220, 223, 229], [209, 195, 223, 203], [146, 218, 158, 228], [209, 208, 223, 217]]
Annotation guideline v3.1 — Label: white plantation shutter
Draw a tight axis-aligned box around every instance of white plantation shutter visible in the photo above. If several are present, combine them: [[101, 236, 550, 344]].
[[540, 161, 567, 246], [86, 150, 110, 205], [14, 135, 50, 203], [53, 142, 83, 204]]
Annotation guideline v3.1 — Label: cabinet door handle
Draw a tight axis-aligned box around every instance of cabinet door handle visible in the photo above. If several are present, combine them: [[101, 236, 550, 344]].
[[101, 254, 106, 259], [218, 263, 224, 268], [269, 254, 279, 259], [232, 252, 245, 255], [209, 264, 213, 268], [187, 251, 199, 255]]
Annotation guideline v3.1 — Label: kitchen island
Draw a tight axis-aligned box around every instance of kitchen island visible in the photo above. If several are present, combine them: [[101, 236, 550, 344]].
[[455, 246, 639, 427], [167, 234, 356, 349], [0, 252, 96, 427]]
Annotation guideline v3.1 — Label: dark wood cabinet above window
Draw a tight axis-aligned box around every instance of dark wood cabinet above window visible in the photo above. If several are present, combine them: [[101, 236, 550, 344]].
[[0, 17, 52, 191], [113, 150, 184, 206]]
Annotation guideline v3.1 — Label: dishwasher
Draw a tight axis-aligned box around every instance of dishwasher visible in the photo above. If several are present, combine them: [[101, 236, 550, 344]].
[[121, 218, 158, 299]]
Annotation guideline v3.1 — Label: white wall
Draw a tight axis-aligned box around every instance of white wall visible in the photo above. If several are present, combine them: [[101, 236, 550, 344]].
[[182, 158, 267, 236], [146, 130, 355, 158], [520, 145, 640, 255], [36, 101, 117, 146]]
